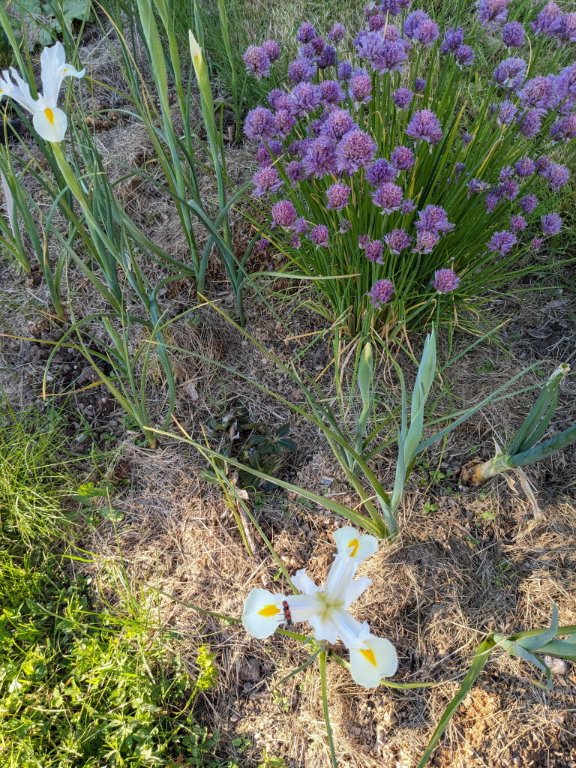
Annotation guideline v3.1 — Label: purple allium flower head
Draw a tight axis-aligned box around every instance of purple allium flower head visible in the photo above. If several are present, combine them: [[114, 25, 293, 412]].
[[298, 42, 317, 60], [558, 12, 576, 43], [319, 80, 345, 104], [441, 27, 465, 53], [404, 10, 430, 39], [336, 129, 377, 174], [488, 230, 517, 254], [367, 158, 398, 185], [262, 39, 281, 62], [381, 0, 411, 14], [286, 160, 306, 183], [493, 57, 527, 89], [256, 140, 282, 165], [385, 228, 412, 254], [291, 234, 302, 248], [486, 192, 501, 213], [551, 114, 576, 141], [268, 89, 292, 111], [414, 78, 427, 93], [510, 214, 527, 232], [535, 155, 552, 174], [318, 45, 337, 69], [500, 179, 520, 200], [274, 109, 296, 136], [462, 131, 474, 145], [531, 237, 544, 251], [293, 217, 309, 234], [400, 198, 417, 214], [455, 45, 475, 67], [255, 238, 270, 254], [531, 2, 564, 37], [478, 0, 509, 27], [243, 46, 271, 78], [499, 166, 514, 182], [356, 32, 410, 73], [310, 36, 327, 56], [502, 21, 525, 47], [518, 75, 561, 110], [543, 163, 570, 191], [337, 60, 354, 80], [290, 82, 322, 115], [416, 205, 454, 234], [518, 109, 543, 138], [296, 22, 317, 43], [349, 72, 373, 103], [414, 229, 440, 253], [514, 157, 536, 177], [310, 224, 329, 246], [433, 268, 460, 293], [541, 213, 562, 236], [558, 63, 576, 98], [288, 57, 317, 83], [303, 135, 338, 177], [321, 108, 357, 139], [393, 87, 414, 109], [468, 178, 490, 194], [520, 194, 538, 213], [415, 18, 440, 45], [328, 23, 346, 43], [272, 200, 298, 228], [455, 162, 466, 176], [326, 182, 351, 210], [391, 145, 415, 171], [368, 279, 395, 307], [372, 182, 404, 213], [497, 100, 518, 125], [367, 13, 386, 32], [359, 237, 384, 263], [244, 107, 277, 140], [406, 109, 443, 144], [252, 165, 283, 197]]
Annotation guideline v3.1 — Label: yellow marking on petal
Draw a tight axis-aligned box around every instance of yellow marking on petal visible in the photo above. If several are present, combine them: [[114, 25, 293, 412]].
[[348, 538, 359, 557], [258, 604, 280, 617], [360, 647, 377, 666], [44, 107, 55, 125]]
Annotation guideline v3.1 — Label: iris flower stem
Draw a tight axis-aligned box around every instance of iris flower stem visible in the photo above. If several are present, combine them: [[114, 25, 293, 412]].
[[319, 650, 339, 768]]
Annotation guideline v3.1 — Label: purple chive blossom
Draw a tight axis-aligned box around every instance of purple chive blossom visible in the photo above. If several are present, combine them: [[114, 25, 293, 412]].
[[401, 199, 416, 214], [542, 214, 562, 236], [293, 217, 309, 235], [319, 80, 345, 104], [493, 57, 527, 89], [372, 182, 404, 213], [366, 158, 398, 185], [455, 162, 466, 176], [337, 61, 353, 80], [518, 76, 561, 110], [414, 229, 440, 253], [488, 230, 517, 254], [500, 179, 520, 200], [416, 205, 454, 234], [321, 108, 357, 139], [368, 279, 395, 307], [252, 166, 283, 197], [543, 163, 570, 191], [499, 166, 514, 181], [243, 46, 271, 78], [355, 32, 410, 73], [514, 157, 536, 177], [256, 140, 282, 165], [404, 10, 430, 39], [326, 182, 351, 210], [303, 136, 338, 177], [262, 40, 281, 62], [535, 156, 552, 174], [551, 114, 576, 141], [318, 45, 337, 69], [385, 228, 412, 253], [478, 0, 509, 27], [288, 57, 317, 83], [359, 237, 384, 263], [518, 109, 543, 138], [255, 238, 270, 254], [310, 36, 327, 56], [244, 107, 277, 140], [381, 0, 411, 14], [391, 145, 415, 171], [455, 45, 475, 67], [393, 87, 414, 109], [497, 100, 518, 125], [558, 13, 576, 43], [433, 268, 460, 293], [486, 192, 501, 213], [368, 13, 386, 32], [291, 234, 301, 248], [349, 72, 373, 103], [441, 27, 465, 53], [462, 131, 474, 145], [510, 214, 527, 232], [531, 237, 544, 251], [414, 78, 427, 93], [415, 19, 440, 45], [336, 130, 377, 174], [520, 194, 538, 213], [531, 2, 564, 37], [310, 224, 329, 246], [468, 178, 490, 194], [290, 82, 322, 115], [502, 21, 525, 47], [274, 109, 296, 136], [272, 200, 298, 228], [406, 109, 443, 144], [285, 160, 306, 183], [296, 22, 317, 43], [268, 89, 292, 111], [328, 23, 346, 42]]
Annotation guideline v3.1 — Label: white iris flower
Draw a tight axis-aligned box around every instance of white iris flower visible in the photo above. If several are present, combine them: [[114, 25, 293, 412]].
[[0, 42, 84, 143], [242, 526, 398, 688]]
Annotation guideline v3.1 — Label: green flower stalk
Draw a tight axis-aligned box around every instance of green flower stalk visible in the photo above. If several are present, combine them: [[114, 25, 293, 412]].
[[464, 364, 575, 485]]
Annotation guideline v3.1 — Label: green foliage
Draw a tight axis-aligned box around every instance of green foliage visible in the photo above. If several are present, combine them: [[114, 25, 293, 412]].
[[11, 0, 91, 48]]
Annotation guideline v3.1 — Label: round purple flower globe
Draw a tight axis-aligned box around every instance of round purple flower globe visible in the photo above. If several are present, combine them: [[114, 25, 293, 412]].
[[252, 166, 283, 197], [288, 57, 317, 84], [393, 87, 414, 109], [359, 237, 384, 263], [414, 78, 427, 93], [349, 73, 373, 103], [541, 213, 562, 236], [328, 23, 346, 43], [243, 46, 271, 78], [272, 200, 298, 228], [310, 224, 329, 246], [441, 27, 465, 53], [326, 182, 351, 210], [520, 194, 539, 213], [244, 107, 277, 140], [502, 21, 525, 47], [303, 136, 338, 178], [336, 129, 377, 174], [368, 279, 395, 308], [262, 39, 281, 62], [455, 45, 475, 67], [433, 268, 460, 294], [406, 109, 443, 144], [296, 22, 317, 44], [385, 228, 412, 254], [366, 158, 398, 185], [321, 108, 357, 139], [372, 182, 404, 213], [488, 230, 517, 255], [414, 229, 440, 253], [510, 214, 527, 232], [514, 157, 536, 177], [391, 145, 415, 171]]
